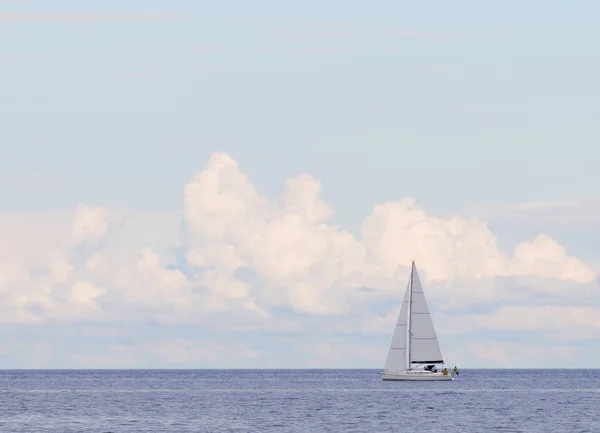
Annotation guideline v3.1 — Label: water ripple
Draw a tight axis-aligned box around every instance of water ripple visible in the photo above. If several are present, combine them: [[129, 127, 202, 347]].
[[0, 369, 599, 432]]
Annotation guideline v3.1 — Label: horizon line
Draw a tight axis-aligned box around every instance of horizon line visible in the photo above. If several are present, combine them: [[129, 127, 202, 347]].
[[1, 367, 598, 371]]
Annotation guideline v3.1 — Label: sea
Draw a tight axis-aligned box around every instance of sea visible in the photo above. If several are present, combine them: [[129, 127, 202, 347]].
[[0, 369, 599, 432]]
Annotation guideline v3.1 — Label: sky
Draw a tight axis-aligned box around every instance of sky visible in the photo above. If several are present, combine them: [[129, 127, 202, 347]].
[[0, 0, 599, 368]]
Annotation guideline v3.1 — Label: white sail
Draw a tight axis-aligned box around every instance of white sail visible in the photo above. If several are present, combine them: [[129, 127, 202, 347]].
[[383, 279, 410, 373], [408, 265, 444, 365], [383, 262, 444, 376]]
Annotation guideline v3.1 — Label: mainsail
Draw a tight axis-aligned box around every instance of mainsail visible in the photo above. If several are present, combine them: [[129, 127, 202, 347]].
[[383, 262, 443, 373]]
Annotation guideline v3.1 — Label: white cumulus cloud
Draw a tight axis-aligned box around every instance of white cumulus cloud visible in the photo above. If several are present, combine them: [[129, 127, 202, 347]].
[[70, 204, 123, 246], [0, 151, 598, 367]]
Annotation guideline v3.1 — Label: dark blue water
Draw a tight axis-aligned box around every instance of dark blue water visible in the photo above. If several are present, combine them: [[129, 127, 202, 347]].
[[1, 369, 599, 432]]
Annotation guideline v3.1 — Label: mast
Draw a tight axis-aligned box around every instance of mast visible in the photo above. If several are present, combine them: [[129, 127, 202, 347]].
[[405, 261, 414, 371]]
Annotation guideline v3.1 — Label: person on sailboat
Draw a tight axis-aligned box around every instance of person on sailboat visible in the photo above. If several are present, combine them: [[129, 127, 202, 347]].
[[453, 366, 459, 376]]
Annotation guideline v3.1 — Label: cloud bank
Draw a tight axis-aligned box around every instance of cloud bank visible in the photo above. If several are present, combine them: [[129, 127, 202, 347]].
[[0, 152, 598, 368]]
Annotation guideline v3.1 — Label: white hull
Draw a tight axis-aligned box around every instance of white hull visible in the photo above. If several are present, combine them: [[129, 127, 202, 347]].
[[382, 371, 454, 381]]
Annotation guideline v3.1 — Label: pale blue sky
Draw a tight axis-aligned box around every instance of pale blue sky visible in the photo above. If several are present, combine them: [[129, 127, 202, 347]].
[[2, 0, 599, 224], [1, 1, 599, 368]]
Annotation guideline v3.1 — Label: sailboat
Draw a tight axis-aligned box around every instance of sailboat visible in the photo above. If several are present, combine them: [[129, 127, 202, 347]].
[[382, 261, 455, 381]]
